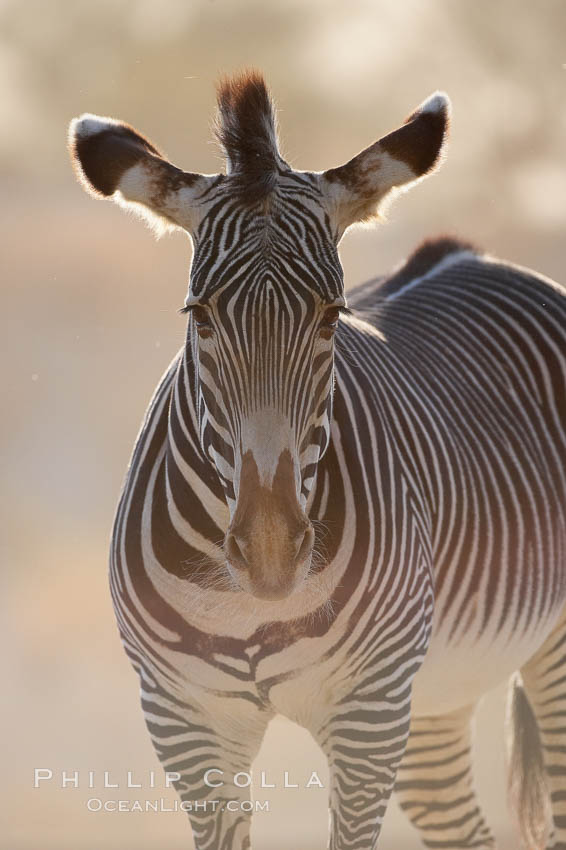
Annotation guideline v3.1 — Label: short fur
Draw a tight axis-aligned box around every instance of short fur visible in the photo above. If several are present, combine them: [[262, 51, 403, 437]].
[[215, 69, 283, 203]]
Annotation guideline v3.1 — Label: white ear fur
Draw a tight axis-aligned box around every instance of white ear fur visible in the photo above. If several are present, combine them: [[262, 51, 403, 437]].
[[417, 91, 451, 116], [320, 92, 451, 238], [70, 113, 122, 138], [68, 114, 218, 235]]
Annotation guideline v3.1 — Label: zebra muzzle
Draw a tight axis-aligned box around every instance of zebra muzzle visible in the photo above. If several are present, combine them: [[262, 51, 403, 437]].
[[224, 448, 316, 599], [224, 522, 315, 600]]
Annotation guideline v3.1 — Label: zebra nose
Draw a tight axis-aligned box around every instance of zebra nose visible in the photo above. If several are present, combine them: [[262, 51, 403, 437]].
[[224, 522, 315, 572]]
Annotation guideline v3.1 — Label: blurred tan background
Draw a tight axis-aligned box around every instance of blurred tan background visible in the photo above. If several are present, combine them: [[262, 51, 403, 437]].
[[2, 0, 565, 848]]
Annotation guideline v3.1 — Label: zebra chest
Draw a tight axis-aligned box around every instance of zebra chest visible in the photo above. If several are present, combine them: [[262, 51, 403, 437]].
[[138, 605, 355, 714], [135, 549, 434, 724]]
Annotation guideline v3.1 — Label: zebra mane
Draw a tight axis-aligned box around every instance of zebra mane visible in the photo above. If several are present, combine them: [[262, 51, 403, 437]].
[[215, 70, 282, 203]]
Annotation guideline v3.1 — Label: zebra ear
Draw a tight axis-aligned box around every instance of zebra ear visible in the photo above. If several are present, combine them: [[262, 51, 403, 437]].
[[68, 114, 216, 235], [320, 92, 450, 237]]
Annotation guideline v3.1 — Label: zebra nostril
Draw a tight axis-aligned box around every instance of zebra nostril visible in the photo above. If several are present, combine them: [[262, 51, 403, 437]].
[[225, 533, 248, 570], [294, 525, 315, 566]]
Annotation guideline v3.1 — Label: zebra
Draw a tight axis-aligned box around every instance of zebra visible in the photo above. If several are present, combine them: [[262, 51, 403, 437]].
[[68, 71, 566, 850]]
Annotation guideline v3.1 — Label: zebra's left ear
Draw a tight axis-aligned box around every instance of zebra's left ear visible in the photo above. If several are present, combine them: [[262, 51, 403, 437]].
[[320, 92, 450, 238]]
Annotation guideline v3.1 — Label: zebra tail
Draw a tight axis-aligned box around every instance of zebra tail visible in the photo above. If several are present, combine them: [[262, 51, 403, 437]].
[[506, 673, 551, 850]]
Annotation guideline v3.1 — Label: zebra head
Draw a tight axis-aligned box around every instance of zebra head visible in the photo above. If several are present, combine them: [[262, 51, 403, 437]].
[[69, 71, 449, 600]]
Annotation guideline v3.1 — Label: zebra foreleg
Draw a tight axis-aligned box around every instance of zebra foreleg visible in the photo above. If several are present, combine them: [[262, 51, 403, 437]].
[[141, 680, 273, 850], [520, 611, 566, 850], [308, 695, 413, 850], [394, 705, 496, 849]]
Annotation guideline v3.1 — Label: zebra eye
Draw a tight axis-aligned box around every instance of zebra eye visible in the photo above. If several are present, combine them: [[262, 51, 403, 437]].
[[191, 306, 213, 337], [320, 307, 341, 338]]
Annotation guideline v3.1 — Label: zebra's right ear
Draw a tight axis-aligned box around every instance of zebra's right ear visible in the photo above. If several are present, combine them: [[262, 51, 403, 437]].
[[68, 114, 217, 235]]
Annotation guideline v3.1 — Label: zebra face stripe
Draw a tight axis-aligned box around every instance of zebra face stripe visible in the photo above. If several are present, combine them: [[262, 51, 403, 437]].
[[190, 283, 340, 494]]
